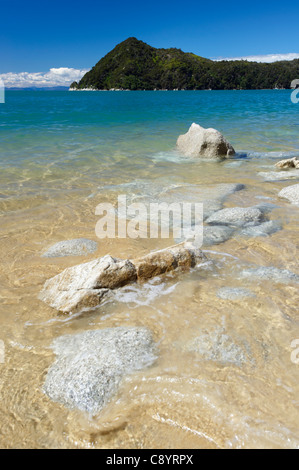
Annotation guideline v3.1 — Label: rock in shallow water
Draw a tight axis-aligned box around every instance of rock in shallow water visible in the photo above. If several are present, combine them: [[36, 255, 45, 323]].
[[39, 255, 137, 313], [239, 266, 299, 284], [203, 225, 235, 246], [160, 183, 245, 221], [43, 327, 157, 415], [205, 206, 264, 228], [176, 123, 235, 159], [275, 157, 299, 169], [239, 220, 282, 238], [42, 238, 98, 258], [278, 184, 299, 205], [258, 170, 299, 182], [39, 242, 207, 313], [217, 287, 256, 301], [187, 326, 251, 366]]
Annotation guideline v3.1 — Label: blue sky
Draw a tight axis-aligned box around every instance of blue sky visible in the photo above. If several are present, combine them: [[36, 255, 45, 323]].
[[1, 0, 298, 87]]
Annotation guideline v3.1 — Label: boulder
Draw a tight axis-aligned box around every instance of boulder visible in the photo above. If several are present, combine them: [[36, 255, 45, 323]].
[[133, 241, 206, 280], [205, 206, 264, 228], [39, 242, 207, 313], [177, 123, 235, 159], [42, 238, 98, 258], [275, 157, 299, 169], [39, 255, 137, 313], [43, 327, 157, 415], [278, 184, 299, 205]]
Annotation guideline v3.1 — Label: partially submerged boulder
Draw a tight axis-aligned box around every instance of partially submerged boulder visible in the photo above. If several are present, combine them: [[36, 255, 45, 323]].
[[39, 255, 137, 313], [43, 327, 157, 415], [275, 157, 299, 169], [278, 184, 299, 205], [39, 242, 207, 313], [177, 123, 235, 159]]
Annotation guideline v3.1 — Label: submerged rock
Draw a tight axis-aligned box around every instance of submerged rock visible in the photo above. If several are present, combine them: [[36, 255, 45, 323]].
[[187, 326, 251, 366], [278, 184, 299, 205], [39, 242, 207, 313], [43, 327, 157, 415], [202, 225, 235, 246], [275, 157, 299, 169], [42, 238, 98, 258], [217, 287, 255, 300], [205, 206, 264, 228], [239, 220, 282, 238], [253, 202, 277, 215], [176, 123, 235, 159], [258, 170, 299, 182], [239, 266, 299, 284]]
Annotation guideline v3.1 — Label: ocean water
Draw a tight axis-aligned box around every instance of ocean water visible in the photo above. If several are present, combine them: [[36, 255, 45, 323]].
[[0, 90, 299, 449]]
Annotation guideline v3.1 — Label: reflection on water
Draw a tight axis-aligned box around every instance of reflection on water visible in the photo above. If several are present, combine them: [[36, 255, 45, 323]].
[[0, 91, 299, 448]]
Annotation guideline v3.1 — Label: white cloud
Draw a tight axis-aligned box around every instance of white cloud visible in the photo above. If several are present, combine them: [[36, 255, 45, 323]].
[[215, 53, 299, 63], [0, 67, 90, 88]]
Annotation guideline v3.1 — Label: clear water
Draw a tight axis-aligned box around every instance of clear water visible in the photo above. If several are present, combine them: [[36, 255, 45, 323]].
[[0, 90, 299, 449]]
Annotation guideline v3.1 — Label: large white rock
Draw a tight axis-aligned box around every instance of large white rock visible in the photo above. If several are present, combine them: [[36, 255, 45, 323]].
[[177, 123, 235, 159], [39, 255, 137, 314], [278, 183, 299, 205]]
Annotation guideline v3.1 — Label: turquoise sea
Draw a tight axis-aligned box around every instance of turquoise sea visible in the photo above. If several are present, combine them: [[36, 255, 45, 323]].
[[1, 89, 299, 172], [0, 90, 299, 449]]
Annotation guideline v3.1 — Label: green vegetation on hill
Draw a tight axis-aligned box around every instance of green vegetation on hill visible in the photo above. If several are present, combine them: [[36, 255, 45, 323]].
[[70, 37, 299, 90]]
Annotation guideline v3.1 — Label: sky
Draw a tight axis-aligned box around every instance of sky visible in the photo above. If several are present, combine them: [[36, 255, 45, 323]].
[[1, 0, 298, 87]]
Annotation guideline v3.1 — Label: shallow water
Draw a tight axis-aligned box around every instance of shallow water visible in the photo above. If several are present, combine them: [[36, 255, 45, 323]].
[[0, 90, 299, 448]]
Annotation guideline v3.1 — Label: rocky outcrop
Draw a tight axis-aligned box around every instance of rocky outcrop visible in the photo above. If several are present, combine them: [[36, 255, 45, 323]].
[[43, 327, 157, 415], [39, 242, 207, 313], [275, 157, 299, 169], [42, 238, 98, 258], [278, 184, 299, 205], [176, 123, 235, 159]]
